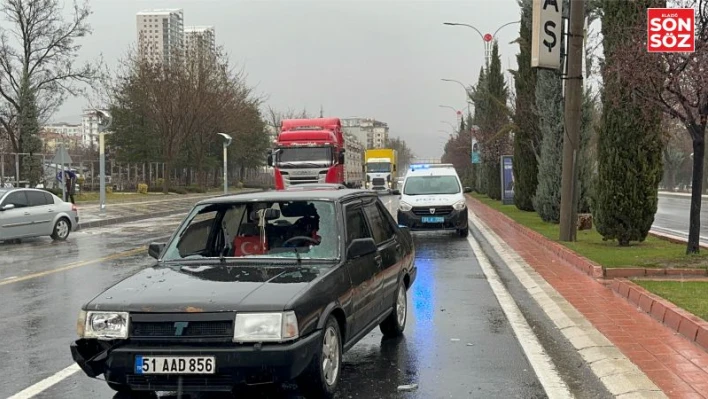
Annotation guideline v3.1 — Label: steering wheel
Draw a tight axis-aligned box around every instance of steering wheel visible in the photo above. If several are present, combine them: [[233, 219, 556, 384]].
[[282, 236, 319, 247]]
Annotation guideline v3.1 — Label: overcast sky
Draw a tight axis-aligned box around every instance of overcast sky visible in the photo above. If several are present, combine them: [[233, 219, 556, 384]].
[[54, 0, 523, 158]]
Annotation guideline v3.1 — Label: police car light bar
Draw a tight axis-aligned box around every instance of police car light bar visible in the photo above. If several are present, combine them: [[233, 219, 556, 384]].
[[410, 163, 454, 170]]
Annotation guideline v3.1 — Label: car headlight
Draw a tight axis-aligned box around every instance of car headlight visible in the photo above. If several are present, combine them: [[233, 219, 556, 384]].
[[399, 201, 413, 212], [80, 311, 130, 340], [233, 311, 299, 342], [452, 200, 467, 210]]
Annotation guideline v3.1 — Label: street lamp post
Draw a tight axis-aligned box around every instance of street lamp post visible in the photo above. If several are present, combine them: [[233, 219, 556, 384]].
[[439, 105, 463, 127], [441, 79, 473, 115], [440, 120, 457, 133], [443, 21, 520, 66], [217, 133, 233, 195], [93, 110, 113, 214]]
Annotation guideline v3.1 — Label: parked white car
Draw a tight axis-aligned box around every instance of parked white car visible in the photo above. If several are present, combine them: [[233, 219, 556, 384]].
[[0, 188, 79, 242]]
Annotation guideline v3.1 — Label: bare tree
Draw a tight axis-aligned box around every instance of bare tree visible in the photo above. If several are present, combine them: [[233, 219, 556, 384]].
[[0, 0, 96, 153], [607, 0, 708, 253]]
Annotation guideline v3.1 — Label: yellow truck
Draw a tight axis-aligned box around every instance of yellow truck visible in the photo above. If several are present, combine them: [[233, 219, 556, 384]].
[[364, 148, 397, 193]]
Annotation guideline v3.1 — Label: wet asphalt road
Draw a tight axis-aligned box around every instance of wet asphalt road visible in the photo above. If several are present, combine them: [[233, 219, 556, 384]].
[[0, 196, 610, 399], [654, 194, 708, 244]]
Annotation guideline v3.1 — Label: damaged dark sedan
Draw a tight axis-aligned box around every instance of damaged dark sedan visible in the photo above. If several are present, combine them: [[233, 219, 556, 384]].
[[70, 188, 416, 398]]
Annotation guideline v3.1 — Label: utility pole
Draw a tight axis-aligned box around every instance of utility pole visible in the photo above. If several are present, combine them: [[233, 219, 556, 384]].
[[559, 0, 585, 242], [96, 110, 113, 214], [217, 133, 233, 195]]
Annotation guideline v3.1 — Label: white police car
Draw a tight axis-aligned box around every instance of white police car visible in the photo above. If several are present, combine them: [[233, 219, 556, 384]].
[[394, 164, 472, 237]]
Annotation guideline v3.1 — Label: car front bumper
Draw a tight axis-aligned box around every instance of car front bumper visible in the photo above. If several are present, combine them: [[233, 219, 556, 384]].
[[397, 207, 468, 231], [70, 331, 322, 391]]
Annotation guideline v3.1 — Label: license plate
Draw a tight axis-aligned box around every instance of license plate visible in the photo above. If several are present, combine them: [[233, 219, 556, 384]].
[[421, 216, 444, 223], [134, 356, 216, 375]]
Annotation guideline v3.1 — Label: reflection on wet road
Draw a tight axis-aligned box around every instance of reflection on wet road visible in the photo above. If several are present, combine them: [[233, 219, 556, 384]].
[[654, 194, 708, 245], [2, 196, 545, 399]]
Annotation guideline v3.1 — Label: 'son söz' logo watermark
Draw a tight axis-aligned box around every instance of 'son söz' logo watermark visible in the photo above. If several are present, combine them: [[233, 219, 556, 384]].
[[647, 8, 695, 53]]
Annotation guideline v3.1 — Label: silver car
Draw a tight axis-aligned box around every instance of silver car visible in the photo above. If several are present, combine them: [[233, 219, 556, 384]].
[[0, 188, 79, 242]]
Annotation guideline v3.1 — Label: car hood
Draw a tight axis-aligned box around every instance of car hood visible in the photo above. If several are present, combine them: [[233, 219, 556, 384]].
[[85, 264, 323, 313], [401, 194, 463, 206]]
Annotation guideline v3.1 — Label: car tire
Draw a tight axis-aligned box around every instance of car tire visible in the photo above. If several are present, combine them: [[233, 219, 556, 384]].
[[50, 217, 71, 241], [379, 282, 407, 338], [297, 316, 342, 399], [107, 382, 131, 393], [457, 227, 469, 237]]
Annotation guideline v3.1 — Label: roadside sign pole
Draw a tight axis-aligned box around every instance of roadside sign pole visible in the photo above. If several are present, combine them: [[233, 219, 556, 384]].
[[96, 110, 113, 214], [99, 132, 106, 212], [217, 133, 233, 195], [60, 143, 66, 201]]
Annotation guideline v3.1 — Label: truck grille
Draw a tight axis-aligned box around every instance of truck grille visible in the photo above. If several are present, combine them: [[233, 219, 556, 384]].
[[412, 206, 454, 216], [281, 172, 323, 186], [372, 178, 386, 186]]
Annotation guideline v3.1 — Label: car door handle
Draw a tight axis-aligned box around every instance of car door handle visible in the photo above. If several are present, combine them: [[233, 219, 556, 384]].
[[47, 209, 54, 213], [24, 212, 30, 216]]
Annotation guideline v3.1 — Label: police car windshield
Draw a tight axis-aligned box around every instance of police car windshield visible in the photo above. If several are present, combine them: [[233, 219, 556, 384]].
[[403, 176, 461, 195]]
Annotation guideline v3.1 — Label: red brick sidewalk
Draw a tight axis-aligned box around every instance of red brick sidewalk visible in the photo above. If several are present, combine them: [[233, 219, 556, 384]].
[[467, 197, 708, 398]]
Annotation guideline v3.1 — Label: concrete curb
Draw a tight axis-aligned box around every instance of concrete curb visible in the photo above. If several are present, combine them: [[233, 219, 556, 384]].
[[648, 230, 708, 249], [610, 279, 708, 352], [466, 196, 604, 278], [658, 191, 708, 199], [76, 189, 262, 230], [77, 209, 188, 230]]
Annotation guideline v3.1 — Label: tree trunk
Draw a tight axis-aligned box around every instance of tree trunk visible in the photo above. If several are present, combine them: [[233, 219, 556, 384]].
[[163, 159, 171, 194], [666, 172, 676, 193], [687, 123, 705, 254]]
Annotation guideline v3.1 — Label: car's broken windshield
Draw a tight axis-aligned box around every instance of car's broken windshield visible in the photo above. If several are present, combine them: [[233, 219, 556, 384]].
[[162, 200, 339, 261]]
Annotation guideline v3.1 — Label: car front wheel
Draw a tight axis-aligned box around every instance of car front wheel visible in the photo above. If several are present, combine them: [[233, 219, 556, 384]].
[[380, 282, 407, 338], [297, 316, 342, 399], [50, 217, 71, 241]]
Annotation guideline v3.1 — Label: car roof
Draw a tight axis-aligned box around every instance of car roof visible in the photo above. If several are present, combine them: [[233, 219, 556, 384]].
[[197, 188, 377, 205]]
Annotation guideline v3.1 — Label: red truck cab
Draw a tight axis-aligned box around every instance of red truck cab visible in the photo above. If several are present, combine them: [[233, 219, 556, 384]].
[[267, 118, 346, 190]]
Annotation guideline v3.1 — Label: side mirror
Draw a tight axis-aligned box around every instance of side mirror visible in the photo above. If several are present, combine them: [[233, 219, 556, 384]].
[[148, 242, 165, 259], [391, 189, 400, 195], [0, 203, 13, 211], [266, 153, 273, 167], [338, 152, 345, 164], [464, 187, 473, 193], [347, 238, 377, 259], [393, 165, 397, 172], [250, 208, 280, 221]]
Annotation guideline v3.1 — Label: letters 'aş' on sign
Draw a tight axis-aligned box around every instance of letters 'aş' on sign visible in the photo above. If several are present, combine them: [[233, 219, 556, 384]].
[[647, 8, 695, 53], [531, 0, 563, 70]]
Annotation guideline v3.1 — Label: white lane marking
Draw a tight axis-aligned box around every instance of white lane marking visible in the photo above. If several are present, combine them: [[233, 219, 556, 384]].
[[8, 364, 80, 399], [466, 221, 573, 399]]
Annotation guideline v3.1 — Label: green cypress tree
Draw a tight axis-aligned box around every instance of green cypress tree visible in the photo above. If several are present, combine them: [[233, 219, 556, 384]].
[[484, 42, 509, 201], [533, 69, 564, 222], [578, 87, 595, 213], [595, 0, 664, 245], [511, 0, 540, 211], [471, 67, 489, 194]]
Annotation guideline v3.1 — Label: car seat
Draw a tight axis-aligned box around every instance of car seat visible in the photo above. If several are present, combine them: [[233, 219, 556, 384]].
[[233, 223, 267, 256]]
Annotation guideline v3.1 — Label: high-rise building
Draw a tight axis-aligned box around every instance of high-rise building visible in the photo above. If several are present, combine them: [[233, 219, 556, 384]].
[[341, 117, 389, 149], [136, 9, 184, 65], [81, 109, 111, 149], [185, 26, 216, 58]]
